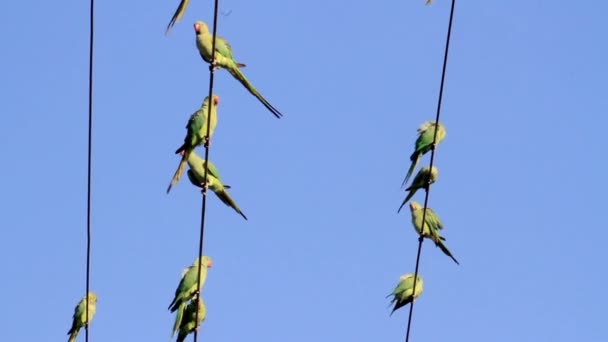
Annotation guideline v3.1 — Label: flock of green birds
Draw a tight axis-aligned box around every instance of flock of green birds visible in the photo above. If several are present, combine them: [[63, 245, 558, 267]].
[[388, 120, 460, 316], [65, 1, 451, 341]]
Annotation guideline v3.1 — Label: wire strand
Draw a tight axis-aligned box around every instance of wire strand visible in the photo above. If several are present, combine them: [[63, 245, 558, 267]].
[[404, 1, 456, 341], [85, 0, 95, 340], [193, 0, 220, 340]]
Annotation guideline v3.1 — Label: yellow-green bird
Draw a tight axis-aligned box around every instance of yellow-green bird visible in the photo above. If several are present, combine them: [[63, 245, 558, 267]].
[[409, 201, 459, 265], [67, 292, 97, 342], [398, 166, 439, 213], [193, 20, 284, 119], [175, 296, 207, 342], [165, 0, 190, 34], [185, 151, 248, 220], [401, 121, 446, 188], [387, 273, 423, 315], [167, 95, 219, 194], [169, 256, 213, 337]]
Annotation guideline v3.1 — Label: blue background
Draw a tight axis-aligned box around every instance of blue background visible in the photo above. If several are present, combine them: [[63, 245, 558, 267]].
[[1, 0, 607, 341]]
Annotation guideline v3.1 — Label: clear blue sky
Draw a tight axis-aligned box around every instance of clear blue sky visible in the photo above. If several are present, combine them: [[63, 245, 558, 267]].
[[1, 0, 607, 341]]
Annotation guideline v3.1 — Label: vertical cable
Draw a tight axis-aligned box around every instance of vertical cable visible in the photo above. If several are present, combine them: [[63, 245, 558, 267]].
[[85, 0, 95, 340], [193, 0, 220, 340], [404, 1, 456, 341]]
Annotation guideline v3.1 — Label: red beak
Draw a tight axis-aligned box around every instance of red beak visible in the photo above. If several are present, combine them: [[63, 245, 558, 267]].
[[207, 260, 213, 268], [214, 96, 220, 105], [194, 23, 200, 33]]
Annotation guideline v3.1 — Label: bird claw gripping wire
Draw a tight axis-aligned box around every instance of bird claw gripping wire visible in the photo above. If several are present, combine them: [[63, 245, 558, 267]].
[[203, 136, 211, 149], [209, 59, 219, 72], [200, 182, 209, 194]]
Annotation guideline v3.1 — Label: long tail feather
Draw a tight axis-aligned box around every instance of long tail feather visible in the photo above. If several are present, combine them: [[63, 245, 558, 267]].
[[228, 65, 283, 118], [215, 190, 248, 220], [165, 0, 190, 35], [68, 329, 79, 342], [437, 240, 459, 265], [397, 188, 419, 213], [167, 153, 189, 194], [172, 302, 186, 337], [401, 154, 420, 188]]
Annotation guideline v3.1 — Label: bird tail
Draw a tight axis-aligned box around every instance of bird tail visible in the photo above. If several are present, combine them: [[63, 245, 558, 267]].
[[389, 298, 412, 316], [176, 330, 188, 342], [167, 147, 189, 194], [397, 188, 418, 213], [401, 154, 420, 188], [227, 65, 283, 118], [215, 189, 248, 220], [436, 239, 459, 265], [172, 302, 186, 337], [67, 330, 78, 342], [165, 0, 190, 35]]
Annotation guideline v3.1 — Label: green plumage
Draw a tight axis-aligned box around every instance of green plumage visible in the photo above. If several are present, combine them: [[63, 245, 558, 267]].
[[398, 166, 439, 213], [401, 121, 446, 188], [167, 95, 219, 194], [168, 256, 213, 336], [67, 292, 97, 342], [165, 0, 190, 34], [388, 274, 423, 315], [186, 151, 248, 220], [194, 20, 283, 118], [409, 201, 459, 265], [176, 296, 207, 342]]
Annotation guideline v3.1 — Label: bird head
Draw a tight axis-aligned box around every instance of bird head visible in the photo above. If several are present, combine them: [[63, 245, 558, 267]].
[[193, 21, 209, 35], [409, 201, 422, 211]]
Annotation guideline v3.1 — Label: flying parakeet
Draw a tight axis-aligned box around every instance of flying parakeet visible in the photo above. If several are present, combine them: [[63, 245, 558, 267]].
[[398, 166, 439, 213], [387, 273, 423, 315], [67, 292, 98, 342], [175, 296, 207, 342], [401, 121, 446, 188], [409, 201, 459, 265], [193, 20, 284, 119], [167, 95, 219, 194], [185, 151, 248, 220], [165, 0, 190, 34], [169, 256, 213, 336]]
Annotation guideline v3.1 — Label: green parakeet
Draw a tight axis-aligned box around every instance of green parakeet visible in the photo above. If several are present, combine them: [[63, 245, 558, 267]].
[[193, 20, 284, 119], [175, 296, 207, 342], [165, 0, 190, 34], [401, 121, 446, 188], [167, 95, 219, 194], [169, 256, 213, 336], [185, 151, 248, 220], [409, 201, 459, 265], [398, 166, 439, 213], [387, 273, 423, 315], [67, 292, 97, 342]]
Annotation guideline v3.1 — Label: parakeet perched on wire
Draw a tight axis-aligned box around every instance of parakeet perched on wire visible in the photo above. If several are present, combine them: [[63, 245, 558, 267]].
[[193, 20, 283, 119], [165, 0, 190, 34], [398, 166, 439, 213], [387, 273, 423, 315], [167, 95, 219, 194], [67, 292, 97, 342], [185, 151, 248, 220], [409, 201, 459, 265], [401, 121, 446, 188], [169, 256, 213, 336], [175, 295, 207, 342]]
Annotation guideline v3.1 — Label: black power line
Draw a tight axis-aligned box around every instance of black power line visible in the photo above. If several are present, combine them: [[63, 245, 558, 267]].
[[193, 0, 221, 340], [85, 0, 95, 340], [404, 1, 456, 341]]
